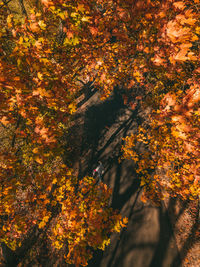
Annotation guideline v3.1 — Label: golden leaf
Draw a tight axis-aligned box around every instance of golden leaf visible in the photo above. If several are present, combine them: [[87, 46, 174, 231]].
[[35, 157, 43, 164], [37, 72, 43, 80], [33, 148, 39, 154]]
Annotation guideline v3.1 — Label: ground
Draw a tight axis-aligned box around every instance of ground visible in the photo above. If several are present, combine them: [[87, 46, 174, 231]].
[[1, 87, 199, 267], [71, 89, 184, 267], [165, 198, 200, 267]]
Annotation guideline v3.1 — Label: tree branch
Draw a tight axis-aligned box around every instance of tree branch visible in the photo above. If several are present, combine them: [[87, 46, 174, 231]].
[[18, 0, 27, 16], [0, 0, 12, 9], [11, 115, 21, 148]]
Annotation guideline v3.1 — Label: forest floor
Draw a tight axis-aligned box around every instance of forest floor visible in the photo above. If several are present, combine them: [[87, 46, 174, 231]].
[[164, 198, 200, 267], [1, 2, 199, 266], [71, 88, 200, 267], [1, 87, 199, 267], [68, 89, 185, 267]]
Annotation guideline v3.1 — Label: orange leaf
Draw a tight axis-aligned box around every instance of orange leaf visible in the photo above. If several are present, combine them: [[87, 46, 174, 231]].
[[41, 0, 53, 7], [173, 1, 186, 10], [1, 116, 9, 125], [66, 30, 74, 39], [90, 27, 98, 36], [30, 22, 40, 32], [35, 157, 43, 164], [174, 48, 188, 61]]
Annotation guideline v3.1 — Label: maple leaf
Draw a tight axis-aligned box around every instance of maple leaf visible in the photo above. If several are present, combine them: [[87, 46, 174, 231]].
[[30, 22, 40, 33], [41, 0, 53, 7], [77, 4, 85, 13], [81, 16, 91, 22], [32, 147, 39, 154], [1, 116, 9, 125], [68, 103, 77, 114], [35, 157, 43, 164], [174, 48, 188, 61], [153, 55, 165, 66], [66, 30, 74, 39], [173, 1, 186, 10], [37, 72, 43, 80], [166, 21, 190, 42], [89, 27, 98, 36]]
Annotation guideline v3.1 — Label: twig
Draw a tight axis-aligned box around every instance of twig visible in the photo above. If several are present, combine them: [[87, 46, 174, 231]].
[[0, 0, 12, 9], [11, 115, 21, 148], [18, 0, 27, 17]]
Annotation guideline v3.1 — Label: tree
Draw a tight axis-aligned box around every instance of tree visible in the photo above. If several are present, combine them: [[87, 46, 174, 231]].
[[1, 0, 200, 265], [0, 1, 127, 265], [121, 0, 200, 202]]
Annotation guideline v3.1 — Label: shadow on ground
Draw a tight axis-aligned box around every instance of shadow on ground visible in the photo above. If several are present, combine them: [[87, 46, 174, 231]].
[[1, 89, 198, 267], [66, 90, 182, 267]]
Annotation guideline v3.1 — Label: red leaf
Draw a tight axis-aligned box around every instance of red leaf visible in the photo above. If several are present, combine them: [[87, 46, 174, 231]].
[[89, 27, 98, 36]]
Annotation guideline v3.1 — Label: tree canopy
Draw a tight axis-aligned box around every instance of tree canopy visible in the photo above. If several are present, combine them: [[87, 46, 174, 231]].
[[0, 0, 200, 265]]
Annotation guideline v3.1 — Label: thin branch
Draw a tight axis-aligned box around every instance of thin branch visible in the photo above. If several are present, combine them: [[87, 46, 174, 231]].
[[18, 0, 27, 17], [11, 115, 21, 148], [0, 0, 12, 9]]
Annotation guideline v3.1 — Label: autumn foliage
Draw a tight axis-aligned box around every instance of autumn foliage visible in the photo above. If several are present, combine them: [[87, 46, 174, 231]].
[[0, 0, 200, 265], [0, 0, 128, 265], [121, 0, 200, 202]]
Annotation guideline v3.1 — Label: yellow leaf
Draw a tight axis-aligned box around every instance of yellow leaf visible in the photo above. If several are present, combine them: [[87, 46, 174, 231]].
[[38, 20, 46, 29], [77, 4, 85, 12], [120, 217, 128, 228], [33, 147, 39, 154], [72, 37, 79, 45], [43, 216, 49, 222], [68, 103, 77, 114], [67, 170, 72, 176], [7, 14, 13, 26], [35, 157, 43, 164], [37, 72, 43, 80], [1, 116, 9, 125], [71, 12, 78, 17], [52, 178, 57, 184], [54, 240, 63, 249], [17, 59, 21, 68], [81, 16, 91, 22], [195, 26, 200, 34], [38, 221, 46, 229], [114, 221, 121, 232], [58, 12, 66, 20]]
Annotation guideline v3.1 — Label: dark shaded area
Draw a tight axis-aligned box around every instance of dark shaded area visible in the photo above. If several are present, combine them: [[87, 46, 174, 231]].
[[82, 89, 125, 147], [107, 188, 142, 267], [78, 89, 143, 178], [76, 91, 182, 267], [3, 88, 198, 267], [78, 89, 126, 177], [77, 81, 97, 108], [1, 242, 17, 267], [149, 203, 181, 267]]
